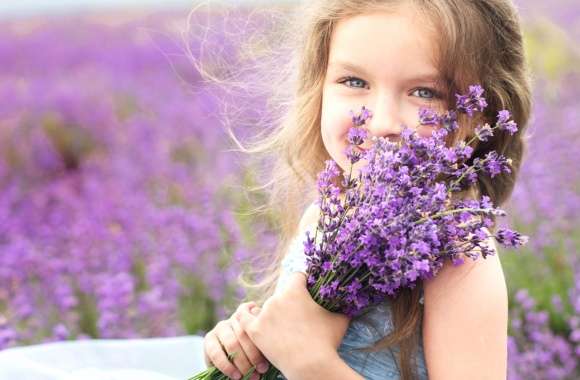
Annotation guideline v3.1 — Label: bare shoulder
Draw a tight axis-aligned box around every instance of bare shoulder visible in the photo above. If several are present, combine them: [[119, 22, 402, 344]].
[[297, 201, 320, 233], [422, 238, 508, 379], [424, 238, 506, 298]]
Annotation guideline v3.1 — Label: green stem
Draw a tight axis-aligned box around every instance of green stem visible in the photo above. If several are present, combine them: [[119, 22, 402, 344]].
[[413, 207, 495, 225]]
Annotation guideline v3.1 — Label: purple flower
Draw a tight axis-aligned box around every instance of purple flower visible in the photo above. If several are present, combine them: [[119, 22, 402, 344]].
[[456, 85, 488, 117], [482, 151, 512, 178], [349, 106, 373, 127], [454, 141, 474, 161], [347, 126, 368, 146], [303, 231, 315, 255], [344, 145, 363, 164], [508, 287, 578, 379], [475, 123, 494, 141], [495, 228, 529, 248], [0, 12, 263, 352], [301, 84, 527, 320], [496, 110, 518, 135], [52, 324, 70, 341], [440, 110, 459, 132], [418, 107, 440, 127]]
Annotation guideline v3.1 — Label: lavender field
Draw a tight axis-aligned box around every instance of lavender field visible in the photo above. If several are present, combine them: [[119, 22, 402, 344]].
[[0, 2, 578, 379]]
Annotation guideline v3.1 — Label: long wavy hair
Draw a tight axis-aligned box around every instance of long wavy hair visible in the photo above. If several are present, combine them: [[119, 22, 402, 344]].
[[187, 0, 533, 378]]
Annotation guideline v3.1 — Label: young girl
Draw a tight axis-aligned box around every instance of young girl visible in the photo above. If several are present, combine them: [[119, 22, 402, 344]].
[[200, 0, 532, 379]]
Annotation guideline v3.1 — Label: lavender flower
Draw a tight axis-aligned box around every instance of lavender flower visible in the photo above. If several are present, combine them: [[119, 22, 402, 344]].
[[192, 85, 529, 380], [418, 107, 440, 127], [0, 12, 262, 352], [497, 110, 519, 135], [349, 106, 373, 126], [440, 110, 459, 132], [347, 127, 368, 146], [456, 84, 488, 117], [475, 123, 494, 141], [300, 87, 527, 318], [495, 228, 529, 248], [344, 145, 363, 164], [508, 287, 579, 379]]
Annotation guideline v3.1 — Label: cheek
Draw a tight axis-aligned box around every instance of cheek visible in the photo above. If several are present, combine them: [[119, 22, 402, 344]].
[[403, 103, 429, 128], [319, 115, 332, 155], [416, 125, 440, 138], [320, 98, 352, 146], [320, 116, 352, 160]]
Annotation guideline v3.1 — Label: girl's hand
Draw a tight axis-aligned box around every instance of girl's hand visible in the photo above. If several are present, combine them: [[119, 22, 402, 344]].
[[237, 273, 351, 378], [203, 301, 270, 380]]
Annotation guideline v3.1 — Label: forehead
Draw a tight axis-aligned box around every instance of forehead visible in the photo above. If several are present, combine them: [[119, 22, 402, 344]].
[[327, 8, 440, 79]]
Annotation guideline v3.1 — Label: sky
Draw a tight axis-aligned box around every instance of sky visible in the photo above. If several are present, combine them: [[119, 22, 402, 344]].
[[0, 0, 283, 19]]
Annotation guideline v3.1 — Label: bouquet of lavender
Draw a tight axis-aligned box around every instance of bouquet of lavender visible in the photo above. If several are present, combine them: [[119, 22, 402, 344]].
[[190, 85, 528, 379], [304, 85, 527, 317]]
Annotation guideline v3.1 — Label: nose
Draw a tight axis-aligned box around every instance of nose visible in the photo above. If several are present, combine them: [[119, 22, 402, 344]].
[[365, 93, 403, 142]]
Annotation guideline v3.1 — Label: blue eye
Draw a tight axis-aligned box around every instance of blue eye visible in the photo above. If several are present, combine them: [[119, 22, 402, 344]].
[[340, 76, 368, 89], [412, 88, 441, 99]]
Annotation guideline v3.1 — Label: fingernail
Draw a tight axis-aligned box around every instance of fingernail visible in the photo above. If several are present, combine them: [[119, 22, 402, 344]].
[[257, 362, 269, 373], [232, 371, 242, 380], [250, 373, 260, 380]]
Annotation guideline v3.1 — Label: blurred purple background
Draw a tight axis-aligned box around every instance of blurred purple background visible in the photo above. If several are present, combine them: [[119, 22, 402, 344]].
[[0, 1, 578, 378]]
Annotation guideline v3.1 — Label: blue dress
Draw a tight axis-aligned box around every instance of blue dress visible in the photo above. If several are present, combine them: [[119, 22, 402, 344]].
[[274, 223, 429, 380]]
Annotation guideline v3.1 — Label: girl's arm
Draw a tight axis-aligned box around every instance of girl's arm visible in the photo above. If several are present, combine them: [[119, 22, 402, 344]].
[[422, 239, 508, 379], [237, 273, 363, 380], [284, 352, 364, 380], [236, 202, 363, 380]]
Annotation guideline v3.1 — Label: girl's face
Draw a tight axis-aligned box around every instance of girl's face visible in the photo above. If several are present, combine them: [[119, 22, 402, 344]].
[[321, 7, 447, 174]]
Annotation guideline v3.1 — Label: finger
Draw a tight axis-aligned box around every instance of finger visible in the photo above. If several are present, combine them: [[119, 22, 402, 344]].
[[237, 301, 259, 316], [216, 320, 254, 377], [202, 331, 214, 368], [236, 301, 257, 313], [205, 324, 243, 380], [236, 303, 259, 337], [230, 313, 269, 374], [215, 321, 253, 377], [204, 329, 241, 378]]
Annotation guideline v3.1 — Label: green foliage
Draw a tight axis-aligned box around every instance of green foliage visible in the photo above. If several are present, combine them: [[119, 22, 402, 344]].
[[502, 232, 578, 335], [523, 19, 580, 93]]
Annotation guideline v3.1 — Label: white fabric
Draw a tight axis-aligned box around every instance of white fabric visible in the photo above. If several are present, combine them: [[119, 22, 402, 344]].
[[274, 222, 318, 296], [0, 335, 207, 380]]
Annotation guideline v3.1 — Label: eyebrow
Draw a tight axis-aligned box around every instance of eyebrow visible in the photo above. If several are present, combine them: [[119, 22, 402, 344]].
[[328, 60, 443, 83]]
